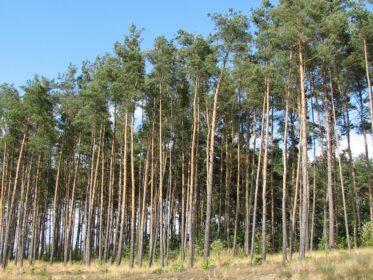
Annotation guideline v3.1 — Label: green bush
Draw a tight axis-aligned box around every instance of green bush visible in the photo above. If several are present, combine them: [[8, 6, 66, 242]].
[[211, 239, 224, 255], [26, 267, 36, 275], [37, 267, 48, 276], [252, 255, 262, 265], [254, 233, 273, 254], [170, 261, 184, 272], [200, 258, 214, 270], [362, 221, 373, 246], [317, 236, 327, 250], [335, 236, 347, 249], [99, 266, 109, 273], [152, 267, 164, 274], [235, 247, 246, 257]]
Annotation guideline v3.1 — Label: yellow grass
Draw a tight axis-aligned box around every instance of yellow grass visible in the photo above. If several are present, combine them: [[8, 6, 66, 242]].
[[1, 248, 373, 279]]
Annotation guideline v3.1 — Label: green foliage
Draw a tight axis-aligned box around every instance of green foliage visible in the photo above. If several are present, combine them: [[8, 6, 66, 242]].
[[208, 9, 250, 55], [200, 258, 214, 270], [335, 236, 348, 249], [195, 230, 205, 256], [152, 267, 164, 274], [0, 0, 372, 271], [254, 233, 273, 255], [37, 267, 48, 276], [170, 260, 184, 272], [113, 24, 145, 111], [99, 266, 109, 274], [362, 221, 373, 247], [22, 76, 57, 150], [26, 267, 36, 275], [318, 236, 327, 251], [252, 255, 263, 266], [211, 239, 224, 255], [0, 84, 24, 142], [235, 247, 246, 258], [26, 266, 48, 276]]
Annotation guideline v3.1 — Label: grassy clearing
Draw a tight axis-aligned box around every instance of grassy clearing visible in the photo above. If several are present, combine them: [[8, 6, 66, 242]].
[[1, 248, 373, 279]]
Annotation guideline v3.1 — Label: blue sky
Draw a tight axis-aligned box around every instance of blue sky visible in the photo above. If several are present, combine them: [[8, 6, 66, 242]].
[[1, 1, 372, 88], [0, 0, 264, 87]]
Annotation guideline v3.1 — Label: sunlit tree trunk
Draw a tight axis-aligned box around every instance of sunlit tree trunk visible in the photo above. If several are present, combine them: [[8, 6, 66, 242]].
[[50, 142, 63, 264], [250, 93, 266, 265], [262, 76, 270, 262], [1, 132, 26, 269], [116, 113, 128, 265]]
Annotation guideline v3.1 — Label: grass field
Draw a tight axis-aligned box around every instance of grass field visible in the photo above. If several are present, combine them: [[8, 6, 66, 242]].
[[1, 248, 373, 279]]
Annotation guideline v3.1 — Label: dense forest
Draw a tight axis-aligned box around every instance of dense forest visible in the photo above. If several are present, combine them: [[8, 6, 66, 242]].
[[0, 0, 372, 270]]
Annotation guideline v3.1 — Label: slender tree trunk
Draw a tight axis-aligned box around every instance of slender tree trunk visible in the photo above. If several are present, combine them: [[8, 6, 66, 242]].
[[330, 73, 351, 249], [233, 127, 241, 255], [180, 149, 186, 261], [115, 113, 128, 265], [130, 113, 136, 268], [298, 40, 309, 260], [188, 76, 199, 267], [357, 89, 373, 221], [86, 126, 104, 266], [16, 160, 28, 266], [204, 55, 228, 259], [282, 82, 290, 261], [250, 94, 266, 265], [244, 112, 254, 255], [1, 132, 26, 269], [224, 126, 232, 248], [18, 158, 32, 266], [310, 95, 317, 251], [98, 136, 105, 261], [159, 92, 165, 267], [137, 142, 150, 267], [363, 38, 373, 133], [343, 103, 360, 247], [0, 143, 7, 257], [262, 76, 270, 262], [104, 124, 115, 262], [50, 143, 63, 264], [29, 154, 41, 264], [68, 139, 81, 263], [323, 69, 334, 249], [148, 113, 156, 267]]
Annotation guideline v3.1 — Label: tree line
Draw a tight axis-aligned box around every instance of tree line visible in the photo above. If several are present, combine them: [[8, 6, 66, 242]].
[[0, 0, 372, 269]]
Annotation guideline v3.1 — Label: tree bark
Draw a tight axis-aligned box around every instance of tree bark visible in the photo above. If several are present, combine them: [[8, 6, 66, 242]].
[[250, 93, 266, 265], [204, 54, 228, 259], [115, 113, 128, 265], [1, 132, 26, 269], [298, 40, 309, 260], [50, 143, 63, 264], [262, 76, 270, 262]]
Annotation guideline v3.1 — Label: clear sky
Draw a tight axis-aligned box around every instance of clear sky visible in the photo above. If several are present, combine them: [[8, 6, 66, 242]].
[[0, 0, 265, 87], [1, 1, 372, 88]]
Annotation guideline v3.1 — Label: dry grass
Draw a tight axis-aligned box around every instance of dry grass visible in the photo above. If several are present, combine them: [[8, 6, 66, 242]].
[[1, 248, 373, 279]]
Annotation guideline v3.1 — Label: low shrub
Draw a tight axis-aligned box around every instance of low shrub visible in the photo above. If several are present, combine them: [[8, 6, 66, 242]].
[[362, 221, 373, 247]]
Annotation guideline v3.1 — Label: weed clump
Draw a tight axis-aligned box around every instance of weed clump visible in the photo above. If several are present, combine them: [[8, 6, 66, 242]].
[[170, 260, 184, 272], [200, 258, 214, 270]]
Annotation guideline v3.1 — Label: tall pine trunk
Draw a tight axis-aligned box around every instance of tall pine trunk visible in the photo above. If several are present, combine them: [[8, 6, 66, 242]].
[[250, 93, 266, 265], [204, 55, 228, 259], [298, 40, 309, 260], [262, 76, 270, 262], [1, 132, 26, 269], [115, 113, 128, 265]]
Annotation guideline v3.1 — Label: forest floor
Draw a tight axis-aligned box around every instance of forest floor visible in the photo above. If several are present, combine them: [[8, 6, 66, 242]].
[[1, 247, 373, 280]]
